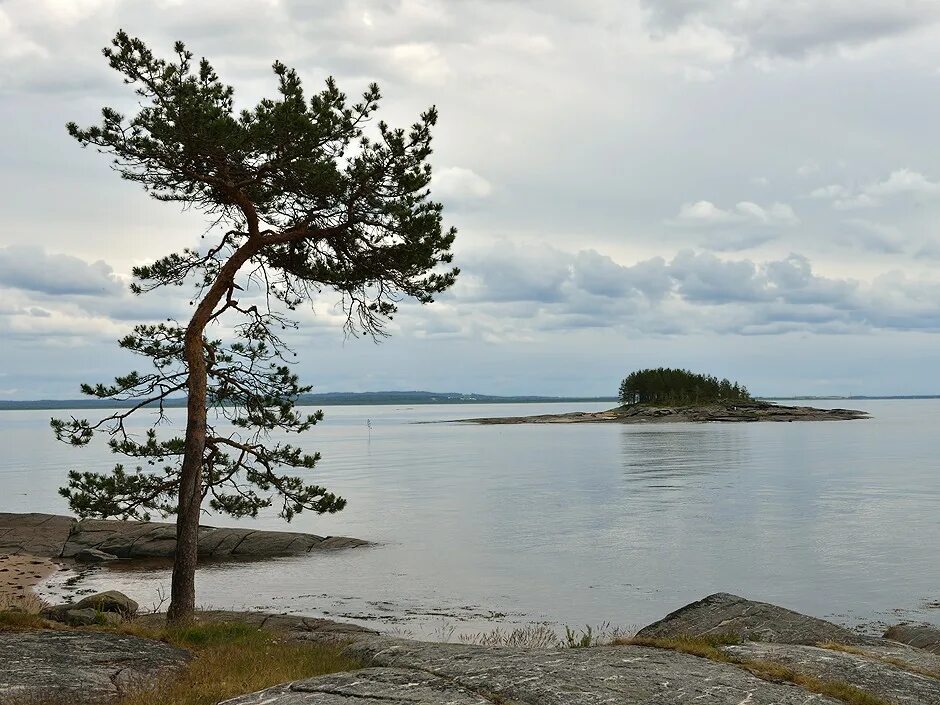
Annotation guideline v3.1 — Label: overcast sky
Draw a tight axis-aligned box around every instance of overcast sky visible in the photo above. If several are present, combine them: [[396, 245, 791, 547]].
[[2, 0, 940, 399]]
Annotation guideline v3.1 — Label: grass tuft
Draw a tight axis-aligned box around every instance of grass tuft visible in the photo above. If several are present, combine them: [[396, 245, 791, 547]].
[[0, 610, 49, 631], [114, 619, 359, 705]]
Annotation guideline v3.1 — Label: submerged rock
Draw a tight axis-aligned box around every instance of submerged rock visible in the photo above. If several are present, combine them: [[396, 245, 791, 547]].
[[0, 630, 188, 704], [634, 592, 878, 646]]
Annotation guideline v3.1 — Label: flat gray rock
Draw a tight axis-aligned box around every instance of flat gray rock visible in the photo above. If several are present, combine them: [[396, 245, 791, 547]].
[[221, 668, 494, 705], [0, 512, 75, 556], [636, 592, 878, 646], [335, 638, 843, 704], [0, 629, 189, 704], [885, 623, 940, 655], [722, 641, 940, 705], [0, 512, 369, 559]]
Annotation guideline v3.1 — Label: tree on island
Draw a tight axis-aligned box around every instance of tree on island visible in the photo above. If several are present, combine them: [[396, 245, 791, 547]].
[[51, 32, 457, 623], [618, 368, 752, 406]]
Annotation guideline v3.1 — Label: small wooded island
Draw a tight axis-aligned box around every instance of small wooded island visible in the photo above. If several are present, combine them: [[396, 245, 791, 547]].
[[463, 368, 869, 424]]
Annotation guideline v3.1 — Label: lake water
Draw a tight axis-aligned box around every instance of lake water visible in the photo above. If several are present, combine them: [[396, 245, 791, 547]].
[[2, 400, 938, 638]]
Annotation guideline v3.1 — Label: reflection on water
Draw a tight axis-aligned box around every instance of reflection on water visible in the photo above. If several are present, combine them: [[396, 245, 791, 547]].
[[620, 427, 743, 498], [5, 400, 939, 638]]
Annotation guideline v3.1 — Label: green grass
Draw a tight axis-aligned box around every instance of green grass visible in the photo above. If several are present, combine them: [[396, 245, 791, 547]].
[[0, 610, 49, 631], [113, 619, 361, 705]]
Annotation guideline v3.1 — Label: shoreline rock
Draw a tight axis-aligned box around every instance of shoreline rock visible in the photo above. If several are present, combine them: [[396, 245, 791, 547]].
[[0, 512, 370, 560], [634, 591, 882, 646], [460, 400, 870, 425], [3, 595, 939, 704]]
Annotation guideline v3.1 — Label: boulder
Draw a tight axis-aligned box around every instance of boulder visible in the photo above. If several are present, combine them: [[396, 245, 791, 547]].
[[884, 623, 940, 654], [0, 630, 189, 704], [75, 590, 139, 616], [635, 592, 877, 646], [62, 608, 123, 627]]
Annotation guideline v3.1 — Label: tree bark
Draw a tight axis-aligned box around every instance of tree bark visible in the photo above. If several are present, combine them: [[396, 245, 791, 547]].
[[166, 239, 260, 624]]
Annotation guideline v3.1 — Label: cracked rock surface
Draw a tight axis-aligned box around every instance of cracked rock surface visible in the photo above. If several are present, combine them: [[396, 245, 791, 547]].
[[0, 629, 189, 704], [224, 637, 845, 704], [221, 668, 495, 705], [722, 642, 940, 705]]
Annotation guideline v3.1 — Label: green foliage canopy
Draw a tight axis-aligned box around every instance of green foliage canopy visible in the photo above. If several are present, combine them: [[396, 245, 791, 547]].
[[618, 368, 752, 406]]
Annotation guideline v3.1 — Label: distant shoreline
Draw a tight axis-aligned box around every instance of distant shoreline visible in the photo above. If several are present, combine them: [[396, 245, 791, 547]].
[[0, 392, 936, 412], [0, 391, 618, 411]]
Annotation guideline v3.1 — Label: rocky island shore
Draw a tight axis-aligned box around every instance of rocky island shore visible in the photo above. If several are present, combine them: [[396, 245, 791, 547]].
[[461, 400, 870, 425]]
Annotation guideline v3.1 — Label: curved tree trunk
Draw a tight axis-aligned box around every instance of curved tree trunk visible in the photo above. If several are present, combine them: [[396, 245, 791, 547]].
[[166, 239, 260, 624], [166, 338, 207, 623]]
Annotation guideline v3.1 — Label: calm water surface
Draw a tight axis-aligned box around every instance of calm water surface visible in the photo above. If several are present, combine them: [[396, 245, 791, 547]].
[[2, 399, 938, 637]]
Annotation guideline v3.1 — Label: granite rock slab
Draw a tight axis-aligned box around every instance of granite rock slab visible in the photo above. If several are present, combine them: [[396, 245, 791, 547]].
[[0, 630, 189, 704]]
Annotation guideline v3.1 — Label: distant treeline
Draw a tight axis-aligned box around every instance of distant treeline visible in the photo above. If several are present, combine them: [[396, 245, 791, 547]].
[[0, 390, 617, 411], [619, 368, 752, 406]]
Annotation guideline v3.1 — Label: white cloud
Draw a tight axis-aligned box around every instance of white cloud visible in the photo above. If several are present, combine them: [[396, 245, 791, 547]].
[[671, 200, 799, 227], [810, 184, 851, 199], [813, 169, 940, 211], [833, 193, 880, 210], [866, 168, 940, 196], [386, 43, 452, 85], [433, 167, 493, 203]]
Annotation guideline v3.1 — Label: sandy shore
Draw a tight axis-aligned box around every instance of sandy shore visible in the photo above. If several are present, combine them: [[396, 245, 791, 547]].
[[0, 553, 57, 609]]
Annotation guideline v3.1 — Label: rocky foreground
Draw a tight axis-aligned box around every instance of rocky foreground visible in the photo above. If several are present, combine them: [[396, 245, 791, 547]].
[[0, 512, 369, 561], [6, 592, 938, 704], [463, 400, 869, 424]]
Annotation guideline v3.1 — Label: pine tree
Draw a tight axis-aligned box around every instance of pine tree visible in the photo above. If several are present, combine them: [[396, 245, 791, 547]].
[[52, 32, 457, 623]]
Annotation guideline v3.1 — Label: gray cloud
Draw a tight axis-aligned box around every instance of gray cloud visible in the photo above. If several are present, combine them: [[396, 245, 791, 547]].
[[640, 0, 940, 57], [0, 245, 122, 296], [1, 2, 940, 397]]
